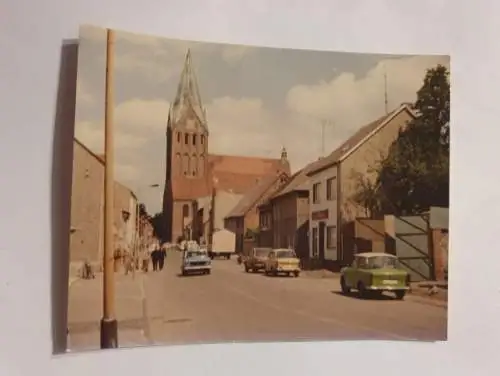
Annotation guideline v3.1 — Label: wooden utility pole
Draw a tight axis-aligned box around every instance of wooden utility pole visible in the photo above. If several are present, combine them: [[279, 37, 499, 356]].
[[100, 28, 118, 349]]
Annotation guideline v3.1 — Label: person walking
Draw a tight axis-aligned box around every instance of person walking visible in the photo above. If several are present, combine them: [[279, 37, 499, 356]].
[[151, 246, 159, 271], [158, 243, 167, 271]]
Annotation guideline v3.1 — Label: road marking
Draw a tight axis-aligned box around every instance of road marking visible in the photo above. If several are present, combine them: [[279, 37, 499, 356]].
[[226, 285, 417, 341]]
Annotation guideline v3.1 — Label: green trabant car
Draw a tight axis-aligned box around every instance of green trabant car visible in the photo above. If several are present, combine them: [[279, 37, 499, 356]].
[[340, 252, 410, 300]]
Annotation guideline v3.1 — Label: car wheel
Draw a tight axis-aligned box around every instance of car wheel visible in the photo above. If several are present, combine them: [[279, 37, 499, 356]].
[[206, 269, 211, 275], [340, 276, 350, 294], [395, 290, 406, 300], [357, 281, 367, 298], [272, 268, 278, 277], [293, 271, 300, 278], [181, 269, 186, 276], [226, 254, 231, 260]]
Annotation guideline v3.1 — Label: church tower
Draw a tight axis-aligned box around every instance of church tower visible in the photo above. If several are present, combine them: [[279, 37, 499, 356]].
[[162, 49, 209, 241]]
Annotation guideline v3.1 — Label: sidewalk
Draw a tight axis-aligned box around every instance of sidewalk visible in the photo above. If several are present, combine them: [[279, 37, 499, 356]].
[[67, 271, 152, 352]]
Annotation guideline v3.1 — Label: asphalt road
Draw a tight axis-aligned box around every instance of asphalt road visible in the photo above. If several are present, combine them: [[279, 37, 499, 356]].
[[144, 251, 447, 345]]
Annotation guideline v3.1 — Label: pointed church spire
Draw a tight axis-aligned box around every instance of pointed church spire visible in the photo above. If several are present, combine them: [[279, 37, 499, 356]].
[[171, 49, 207, 128], [280, 146, 288, 162]]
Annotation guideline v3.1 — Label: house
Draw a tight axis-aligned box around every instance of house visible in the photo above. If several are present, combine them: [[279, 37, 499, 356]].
[[188, 190, 243, 244], [224, 170, 290, 254], [305, 103, 416, 270], [70, 138, 138, 275], [162, 49, 291, 243], [257, 164, 315, 261]]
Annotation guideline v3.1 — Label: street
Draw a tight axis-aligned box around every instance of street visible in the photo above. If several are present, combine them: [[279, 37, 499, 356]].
[[67, 251, 446, 351], [145, 251, 447, 345]]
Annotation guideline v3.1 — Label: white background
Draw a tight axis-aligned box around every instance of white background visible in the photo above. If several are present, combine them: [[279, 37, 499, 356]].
[[1, 0, 499, 375]]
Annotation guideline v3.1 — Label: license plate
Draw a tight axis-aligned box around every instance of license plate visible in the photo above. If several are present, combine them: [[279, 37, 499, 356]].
[[382, 280, 398, 285]]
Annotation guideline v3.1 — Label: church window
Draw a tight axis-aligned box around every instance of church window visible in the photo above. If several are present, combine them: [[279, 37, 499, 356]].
[[175, 153, 181, 175], [183, 153, 189, 175], [192, 154, 198, 176], [193, 134, 197, 145], [199, 154, 205, 177], [177, 132, 181, 143], [184, 134, 189, 145]]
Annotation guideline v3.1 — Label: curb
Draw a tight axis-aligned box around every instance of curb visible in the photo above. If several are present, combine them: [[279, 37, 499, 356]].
[[408, 294, 447, 308], [68, 277, 79, 288]]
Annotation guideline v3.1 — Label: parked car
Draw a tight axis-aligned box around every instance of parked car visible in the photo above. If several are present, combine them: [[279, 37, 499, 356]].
[[264, 248, 301, 277], [181, 244, 212, 276], [340, 252, 410, 299], [244, 247, 272, 273]]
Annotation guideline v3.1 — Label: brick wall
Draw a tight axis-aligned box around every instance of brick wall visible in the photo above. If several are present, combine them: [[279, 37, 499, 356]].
[[70, 141, 104, 267], [70, 140, 137, 275]]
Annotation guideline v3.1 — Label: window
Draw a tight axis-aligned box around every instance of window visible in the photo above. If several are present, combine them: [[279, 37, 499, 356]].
[[184, 134, 189, 145], [312, 182, 321, 204], [326, 177, 336, 200], [192, 154, 197, 176], [193, 134, 197, 145], [177, 132, 181, 143], [201, 135, 205, 145], [260, 213, 270, 229], [182, 204, 189, 218], [326, 225, 337, 249], [312, 227, 318, 257]]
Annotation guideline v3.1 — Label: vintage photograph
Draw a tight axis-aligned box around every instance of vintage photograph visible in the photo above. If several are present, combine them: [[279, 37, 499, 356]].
[[67, 24, 450, 352]]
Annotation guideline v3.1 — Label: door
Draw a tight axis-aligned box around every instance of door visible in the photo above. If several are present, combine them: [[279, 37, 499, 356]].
[[318, 221, 325, 260]]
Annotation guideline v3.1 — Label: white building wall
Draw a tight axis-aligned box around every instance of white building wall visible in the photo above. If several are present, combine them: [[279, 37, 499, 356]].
[[308, 164, 339, 261]]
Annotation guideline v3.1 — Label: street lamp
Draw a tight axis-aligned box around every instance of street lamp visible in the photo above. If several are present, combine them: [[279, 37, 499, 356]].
[[132, 183, 160, 279]]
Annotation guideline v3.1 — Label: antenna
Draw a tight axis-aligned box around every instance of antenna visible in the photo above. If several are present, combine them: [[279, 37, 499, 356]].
[[320, 119, 334, 158], [384, 65, 388, 115]]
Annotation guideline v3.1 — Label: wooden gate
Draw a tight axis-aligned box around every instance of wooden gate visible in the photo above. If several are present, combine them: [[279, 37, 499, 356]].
[[394, 214, 433, 282]]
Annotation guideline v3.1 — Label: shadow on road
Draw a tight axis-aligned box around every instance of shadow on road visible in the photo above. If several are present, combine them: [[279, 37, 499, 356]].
[[176, 273, 211, 278], [331, 291, 398, 301]]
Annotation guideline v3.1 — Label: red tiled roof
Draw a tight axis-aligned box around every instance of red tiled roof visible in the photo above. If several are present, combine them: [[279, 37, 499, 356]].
[[171, 153, 291, 201], [306, 104, 414, 176], [225, 172, 289, 218]]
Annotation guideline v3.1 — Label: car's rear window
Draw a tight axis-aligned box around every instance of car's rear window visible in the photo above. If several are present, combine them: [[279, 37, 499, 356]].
[[277, 250, 296, 258], [255, 249, 271, 257]]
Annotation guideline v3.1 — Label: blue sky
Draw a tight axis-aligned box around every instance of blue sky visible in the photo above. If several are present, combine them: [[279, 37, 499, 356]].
[[75, 25, 449, 214]]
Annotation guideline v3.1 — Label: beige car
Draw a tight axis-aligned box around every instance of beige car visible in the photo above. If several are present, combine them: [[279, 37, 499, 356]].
[[264, 248, 301, 277], [244, 247, 272, 272]]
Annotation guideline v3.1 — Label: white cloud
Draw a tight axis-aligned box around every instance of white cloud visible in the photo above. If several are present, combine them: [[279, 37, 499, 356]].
[[114, 98, 171, 132], [205, 97, 284, 158], [286, 55, 450, 130], [221, 45, 254, 64], [75, 120, 148, 154]]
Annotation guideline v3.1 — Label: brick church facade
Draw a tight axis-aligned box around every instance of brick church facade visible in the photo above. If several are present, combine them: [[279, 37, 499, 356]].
[[162, 50, 290, 242]]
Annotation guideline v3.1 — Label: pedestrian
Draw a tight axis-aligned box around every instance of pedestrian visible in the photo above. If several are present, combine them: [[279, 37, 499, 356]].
[[158, 243, 167, 271], [151, 248, 159, 271]]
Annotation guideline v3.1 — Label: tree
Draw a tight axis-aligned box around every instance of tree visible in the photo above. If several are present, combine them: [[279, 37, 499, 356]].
[[376, 64, 450, 215], [151, 212, 166, 242], [138, 203, 148, 217]]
